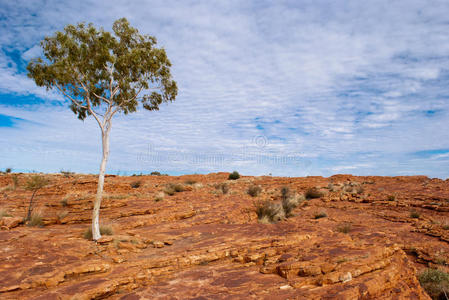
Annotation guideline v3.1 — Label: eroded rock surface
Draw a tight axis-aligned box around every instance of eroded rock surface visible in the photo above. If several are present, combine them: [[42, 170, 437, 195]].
[[0, 173, 448, 299]]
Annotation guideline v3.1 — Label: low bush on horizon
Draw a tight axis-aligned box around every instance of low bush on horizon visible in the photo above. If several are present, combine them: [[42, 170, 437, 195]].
[[305, 188, 323, 199], [60, 170, 74, 178], [83, 225, 113, 240], [247, 185, 262, 197], [151, 171, 161, 176], [5, 168, 12, 173], [228, 171, 240, 180], [418, 268, 449, 300]]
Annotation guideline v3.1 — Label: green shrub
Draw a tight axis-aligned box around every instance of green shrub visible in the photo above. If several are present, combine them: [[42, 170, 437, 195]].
[[28, 212, 43, 227], [60, 170, 74, 177], [255, 200, 285, 223], [305, 188, 323, 199], [5, 168, 12, 173], [336, 223, 352, 234], [418, 268, 449, 300], [314, 211, 328, 219], [410, 210, 420, 219], [150, 171, 162, 176], [228, 171, 240, 180], [247, 185, 262, 197], [83, 225, 113, 240], [387, 195, 396, 201], [130, 180, 142, 188]]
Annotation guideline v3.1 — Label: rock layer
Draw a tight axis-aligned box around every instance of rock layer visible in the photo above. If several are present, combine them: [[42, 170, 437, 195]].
[[0, 173, 448, 299]]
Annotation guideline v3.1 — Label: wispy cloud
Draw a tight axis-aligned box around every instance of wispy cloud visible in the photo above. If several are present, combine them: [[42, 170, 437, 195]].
[[1, 0, 449, 177]]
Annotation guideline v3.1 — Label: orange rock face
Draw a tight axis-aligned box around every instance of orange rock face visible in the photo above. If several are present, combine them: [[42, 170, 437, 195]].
[[0, 173, 448, 299]]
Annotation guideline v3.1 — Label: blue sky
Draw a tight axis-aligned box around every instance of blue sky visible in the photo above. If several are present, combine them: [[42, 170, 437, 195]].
[[1, 0, 449, 177]]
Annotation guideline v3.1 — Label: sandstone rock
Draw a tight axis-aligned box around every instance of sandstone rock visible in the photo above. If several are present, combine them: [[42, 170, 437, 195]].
[[0, 216, 23, 229]]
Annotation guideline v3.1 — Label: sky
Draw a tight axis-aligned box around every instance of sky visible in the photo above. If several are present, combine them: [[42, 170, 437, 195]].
[[1, 0, 449, 178]]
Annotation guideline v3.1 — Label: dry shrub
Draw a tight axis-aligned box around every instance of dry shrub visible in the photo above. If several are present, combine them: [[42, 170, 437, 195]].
[[314, 210, 328, 219], [83, 225, 113, 240], [305, 188, 324, 199], [164, 183, 185, 195], [28, 212, 43, 227], [130, 180, 142, 188], [336, 223, 352, 234], [154, 192, 165, 202], [247, 185, 262, 197], [255, 200, 285, 223], [215, 183, 229, 194], [418, 268, 449, 300]]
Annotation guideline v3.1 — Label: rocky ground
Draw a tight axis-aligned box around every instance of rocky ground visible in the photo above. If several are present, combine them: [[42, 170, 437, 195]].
[[0, 172, 448, 299]]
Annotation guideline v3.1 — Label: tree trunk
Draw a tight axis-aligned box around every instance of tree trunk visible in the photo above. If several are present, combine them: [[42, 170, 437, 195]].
[[26, 190, 37, 221], [92, 123, 111, 241]]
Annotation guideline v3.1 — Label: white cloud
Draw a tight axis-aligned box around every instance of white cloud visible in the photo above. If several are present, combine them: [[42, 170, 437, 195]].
[[1, 0, 449, 177]]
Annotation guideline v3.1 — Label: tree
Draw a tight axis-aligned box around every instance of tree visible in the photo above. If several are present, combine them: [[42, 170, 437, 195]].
[[27, 18, 178, 240], [25, 175, 49, 221]]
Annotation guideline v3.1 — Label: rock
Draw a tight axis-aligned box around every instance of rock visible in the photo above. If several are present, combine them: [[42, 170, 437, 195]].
[[0, 217, 22, 229]]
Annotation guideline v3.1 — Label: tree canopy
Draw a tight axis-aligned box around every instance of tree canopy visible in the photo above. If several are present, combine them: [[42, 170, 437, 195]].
[[27, 18, 178, 123]]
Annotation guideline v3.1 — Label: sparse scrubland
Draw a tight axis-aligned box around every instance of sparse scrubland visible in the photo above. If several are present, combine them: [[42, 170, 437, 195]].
[[0, 172, 448, 299]]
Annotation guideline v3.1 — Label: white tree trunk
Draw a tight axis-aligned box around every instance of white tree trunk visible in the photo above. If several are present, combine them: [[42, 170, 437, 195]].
[[92, 123, 111, 241]]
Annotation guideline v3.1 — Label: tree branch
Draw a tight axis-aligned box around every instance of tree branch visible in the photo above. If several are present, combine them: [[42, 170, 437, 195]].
[[55, 84, 87, 109]]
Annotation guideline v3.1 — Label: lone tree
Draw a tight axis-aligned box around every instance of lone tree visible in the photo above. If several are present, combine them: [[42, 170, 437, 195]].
[[27, 18, 178, 240], [25, 175, 49, 221]]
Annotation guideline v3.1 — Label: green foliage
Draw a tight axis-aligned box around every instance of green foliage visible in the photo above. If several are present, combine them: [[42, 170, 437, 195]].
[[228, 171, 240, 180], [60, 170, 74, 178], [27, 18, 177, 120], [305, 188, 323, 199], [387, 195, 396, 201], [418, 268, 449, 299], [151, 171, 162, 176], [83, 225, 113, 240], [247, 185, 262, 197], [5, 168, 12, 173], [25, 175, 49, 191]]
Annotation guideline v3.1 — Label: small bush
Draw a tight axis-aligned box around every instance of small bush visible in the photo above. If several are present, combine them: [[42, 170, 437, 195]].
[[337, 223, 352, 234], [130, 180, 142, 188], [28, 212, 43, 227], [83, 225, 113, 240], [314, 211, 328, 219], [387, 195, 396, 201], [150, 171, 161, 176], [247, 185, 262, 197], [184, 179, 197, 185], [305, 188, 323, 199], [418, 268, 449, 300], [57, 210, 69, 220], [281, 186, 291, 201], [410, 210, 420, 219], [164, 183, 185, 195], [154, 192, 165, 202], [255, 200, 285, 223], [282, 196, 298, 217], [0, 209, 11, 219], [228, 171, 240, 180], [60, 198, 68, 207], [215, 183, 229, 194], [60, 170, 74, 178], [11, 174, 19, 190], [5, 168, 12, 173]]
